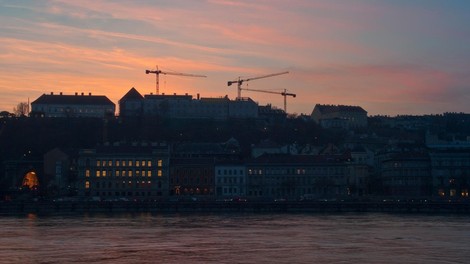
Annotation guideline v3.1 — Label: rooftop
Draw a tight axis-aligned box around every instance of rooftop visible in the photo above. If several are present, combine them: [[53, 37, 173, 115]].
[[31, 93, 115, 106]]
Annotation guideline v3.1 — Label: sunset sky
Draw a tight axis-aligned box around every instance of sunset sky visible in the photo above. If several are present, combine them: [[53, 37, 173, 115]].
[[1, 0, 469, 116]]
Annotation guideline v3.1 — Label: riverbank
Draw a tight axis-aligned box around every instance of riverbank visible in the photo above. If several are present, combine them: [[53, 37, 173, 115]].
[[2, 200, 470, 215]]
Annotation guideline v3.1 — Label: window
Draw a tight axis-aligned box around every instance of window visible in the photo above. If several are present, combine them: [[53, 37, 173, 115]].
[[85, 170, 90, 177], [136, 161, 140, 167], [142, 171, 146, 177], [142, 160, 146, 167], [128, 170, 133, 177], [85, 181, 90, 189], [148, 160, 152, 167], [129, 160, 133, 166], [157, 160, 163, 167], [158, 170, 162, 177], [148, 171, 152, 177], [96, 160, 101, 167], [116, 170, 120, 177], [116, 160, 120, 167], [108, 160, 112, 166], [122, 160, 126, 167], [122, 170, 126, 177], [102, 171, 107, 177], [96, 170, 101, 177]]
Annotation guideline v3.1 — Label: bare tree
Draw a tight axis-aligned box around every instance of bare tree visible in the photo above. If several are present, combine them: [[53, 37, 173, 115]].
[[13, 102, 29, 117]]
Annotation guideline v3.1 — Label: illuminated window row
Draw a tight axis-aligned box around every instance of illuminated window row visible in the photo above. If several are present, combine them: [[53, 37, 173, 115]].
[[95, 159, 163, 167], [86, 169, 162, 177]]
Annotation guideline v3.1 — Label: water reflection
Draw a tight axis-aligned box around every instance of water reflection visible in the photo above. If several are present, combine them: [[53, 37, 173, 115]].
[[1, 213, 469, 263]]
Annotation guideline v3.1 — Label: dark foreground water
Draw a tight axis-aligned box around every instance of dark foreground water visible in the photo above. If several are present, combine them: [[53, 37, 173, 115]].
[[1, 213, 469, 264]]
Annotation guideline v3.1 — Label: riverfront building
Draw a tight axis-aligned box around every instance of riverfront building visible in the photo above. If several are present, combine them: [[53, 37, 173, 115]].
[[245, 153, 361, 200], [77, 142, 170, 199], [215, 163, 247, 198], [31, 92, 115, 118]]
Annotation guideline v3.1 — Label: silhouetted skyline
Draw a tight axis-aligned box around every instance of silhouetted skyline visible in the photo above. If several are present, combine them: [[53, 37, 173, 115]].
[[1, 1, 469, 115]]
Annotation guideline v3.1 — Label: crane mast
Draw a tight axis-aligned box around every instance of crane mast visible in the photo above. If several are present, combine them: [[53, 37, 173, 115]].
[[146, 65, 206, 95], [228, 71, 289, 99]]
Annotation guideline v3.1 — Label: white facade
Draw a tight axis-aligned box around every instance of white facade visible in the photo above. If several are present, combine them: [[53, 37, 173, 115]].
[[215, 164, 247, 197]]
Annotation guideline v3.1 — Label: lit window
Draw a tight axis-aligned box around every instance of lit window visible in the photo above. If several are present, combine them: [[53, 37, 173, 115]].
[[142, 161, 146, 167], [158, 170, 162, 177], [148, 171, 152, 177], [108, 160, 112, 166], [129, 160, 133, 166], [148, 160, 152, 167], [158, 160, 163, 167], [96, 171, 101, 177], [116, 160, 120, 167], [85, 170, 90, 177], [116, 170, 120, 177], [102, 171, 107, 177], [450, 189, 456, 197], [85, 181, 90, 189], [128, 170, 133, 177], [96, 160, 101, 167], [136, 161, 140, 167], [122, 170, 126, 177], [462, 189, 469, 197], [136, 171, 140, 177], [122, 160, 126, 167], [142, 171, 146, 177]]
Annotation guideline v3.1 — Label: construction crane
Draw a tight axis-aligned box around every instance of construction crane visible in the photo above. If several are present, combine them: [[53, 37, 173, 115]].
[[145, 65, 207, 95], [241, 87, 296, 112], [227, 71, 289, 99]]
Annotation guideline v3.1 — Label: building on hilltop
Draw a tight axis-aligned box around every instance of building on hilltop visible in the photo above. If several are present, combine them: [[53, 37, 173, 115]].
[[118, 87, 259, 119], [31, 92, 115, 118], [311, 104, 367, 129], [118, 87, 144, 117]]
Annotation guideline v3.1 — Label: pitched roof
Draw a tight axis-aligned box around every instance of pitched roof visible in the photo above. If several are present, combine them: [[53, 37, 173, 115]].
[[120, 87, 144, 101], [314, 104, 367, 114], [31, 94, 115, 106]]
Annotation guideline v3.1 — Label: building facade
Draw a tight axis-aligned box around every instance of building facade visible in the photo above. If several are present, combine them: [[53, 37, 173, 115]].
[[245, 153, 355, 200], [31, 92, 115, 118], [375, 149, 432, 198], [118, 88, 259, 119], [311, 104, 368, 129], [214, 163, 246, 198], [429, 149, 470, 200], [169, 158, 215, 197], [77, 142, 170, 200]]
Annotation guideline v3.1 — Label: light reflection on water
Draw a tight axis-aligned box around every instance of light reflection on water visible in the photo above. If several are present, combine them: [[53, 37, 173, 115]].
[[1, 213, 469, 264]]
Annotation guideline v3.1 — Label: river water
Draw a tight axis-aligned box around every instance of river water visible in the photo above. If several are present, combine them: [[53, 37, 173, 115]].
[[1, 212, 469, 264]]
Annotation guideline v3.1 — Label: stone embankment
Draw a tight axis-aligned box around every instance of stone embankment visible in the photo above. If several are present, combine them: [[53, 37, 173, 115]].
[[2, 200, 470, 215]]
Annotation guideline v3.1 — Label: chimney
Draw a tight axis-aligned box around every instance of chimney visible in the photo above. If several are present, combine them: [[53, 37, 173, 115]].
[[89, 92, 92, 96], [60, 92, 63, 95], [174, 93, 176, 96], [81, 92, 84, 96], [75, 92, 78, 96], [50, 92, 54, 95], [197, 93, 200, 100]]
